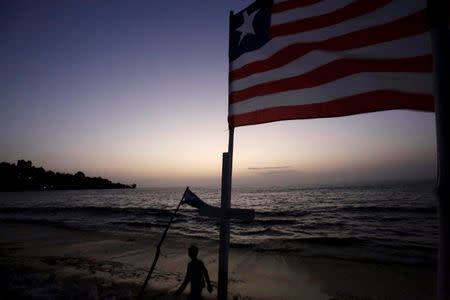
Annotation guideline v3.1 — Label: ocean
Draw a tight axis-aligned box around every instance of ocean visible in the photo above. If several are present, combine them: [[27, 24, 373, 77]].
[[0, 181, 437, 266]]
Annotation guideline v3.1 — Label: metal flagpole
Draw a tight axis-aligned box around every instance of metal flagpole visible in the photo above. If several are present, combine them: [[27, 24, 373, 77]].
[[137, 187, 189, 300], [218, 128, 234, 300], [218, 152, 230, 300], [218, 10, 235, 300], [428, 1, 450, 299]]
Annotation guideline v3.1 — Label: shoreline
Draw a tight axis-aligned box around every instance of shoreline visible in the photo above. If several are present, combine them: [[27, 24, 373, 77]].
[[0, 222, 436, 299]]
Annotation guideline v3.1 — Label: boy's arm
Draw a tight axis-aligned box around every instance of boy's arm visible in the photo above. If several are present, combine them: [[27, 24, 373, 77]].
[[174, 265, 190, 295], [203, 263, 213, 292]]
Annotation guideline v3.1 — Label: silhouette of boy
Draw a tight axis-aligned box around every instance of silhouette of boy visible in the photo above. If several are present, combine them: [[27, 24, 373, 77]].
[[174, 245, 212, 300]]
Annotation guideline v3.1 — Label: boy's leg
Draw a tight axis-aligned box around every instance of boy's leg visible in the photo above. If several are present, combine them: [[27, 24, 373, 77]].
[[188, 288, 203, 300]]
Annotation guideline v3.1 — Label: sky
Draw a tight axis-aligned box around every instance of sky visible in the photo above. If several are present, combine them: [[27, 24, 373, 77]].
[[0, 1, 437, 187]]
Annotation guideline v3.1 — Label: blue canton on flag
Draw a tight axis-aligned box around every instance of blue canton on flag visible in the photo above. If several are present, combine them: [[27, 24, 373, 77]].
[[229, 0, 272, 61]]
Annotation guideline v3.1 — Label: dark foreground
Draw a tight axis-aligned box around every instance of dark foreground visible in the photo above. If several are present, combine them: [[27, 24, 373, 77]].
[[0, 222, 436, 300]]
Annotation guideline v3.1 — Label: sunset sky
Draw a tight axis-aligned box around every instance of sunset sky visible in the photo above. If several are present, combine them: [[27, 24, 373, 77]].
[[0, 0, 437, 187]]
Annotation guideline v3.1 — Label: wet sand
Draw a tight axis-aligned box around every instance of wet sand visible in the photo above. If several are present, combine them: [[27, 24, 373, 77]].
[[0, 222, 436, 299]]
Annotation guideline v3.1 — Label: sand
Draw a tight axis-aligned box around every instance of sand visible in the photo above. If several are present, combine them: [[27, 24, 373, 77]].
[[0, 222, 436, 299]]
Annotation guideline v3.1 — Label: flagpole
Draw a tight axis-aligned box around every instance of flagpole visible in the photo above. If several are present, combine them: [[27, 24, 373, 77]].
[[218, 128, 234, 300], [428, 1, 450, 299], [218, 10, 235, 300], [137, 187, 189, 300]]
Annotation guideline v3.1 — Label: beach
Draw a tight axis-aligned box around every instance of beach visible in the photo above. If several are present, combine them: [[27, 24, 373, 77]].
[[1, 0, 441, 297], [0, 222, 435, 299]]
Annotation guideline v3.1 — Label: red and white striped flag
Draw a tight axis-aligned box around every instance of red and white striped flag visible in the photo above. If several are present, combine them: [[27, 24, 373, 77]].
[[228, 0, 435, 128]]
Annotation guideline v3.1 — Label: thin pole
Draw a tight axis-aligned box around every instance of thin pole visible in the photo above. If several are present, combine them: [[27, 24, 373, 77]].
[[137, 187, 189, 300], [218, 10, 235, 300], [218, 129, 234, 300], [428, 1, 450, 299], [218, 152, 230, 300]]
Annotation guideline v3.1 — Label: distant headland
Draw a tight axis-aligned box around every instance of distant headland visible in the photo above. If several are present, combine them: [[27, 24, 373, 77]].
[[0, 160, 136, 191]]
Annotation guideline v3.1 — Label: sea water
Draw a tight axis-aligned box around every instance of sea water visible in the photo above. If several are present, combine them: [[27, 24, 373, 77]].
[[0, 181, 437, 265]]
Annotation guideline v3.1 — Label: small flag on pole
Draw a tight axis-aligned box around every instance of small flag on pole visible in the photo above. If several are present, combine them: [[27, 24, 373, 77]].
[[183, 188, 255, 221], [228, 0, 435, 127], [183, 188, 209, 209]]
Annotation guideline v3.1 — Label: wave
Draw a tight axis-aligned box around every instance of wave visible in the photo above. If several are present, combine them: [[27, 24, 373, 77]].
[[237, 228, 285, 236], [0, 218, 76, 230], [0, 206, 175, 217], [253, 218, 297, 226], [286, 236, 364, 246], [0, 204, 435, 221], [229, 236, 364, 249], [336, 205, 436, 214], [256, 210, 310, 218], [108, 221, 167, 228]]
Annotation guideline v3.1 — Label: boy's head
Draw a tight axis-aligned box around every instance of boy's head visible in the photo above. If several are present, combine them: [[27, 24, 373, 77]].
[[188, 245, 198, 259]]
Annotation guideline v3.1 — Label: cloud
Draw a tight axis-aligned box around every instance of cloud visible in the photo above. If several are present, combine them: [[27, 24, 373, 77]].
[[248, 166, 291, 170]]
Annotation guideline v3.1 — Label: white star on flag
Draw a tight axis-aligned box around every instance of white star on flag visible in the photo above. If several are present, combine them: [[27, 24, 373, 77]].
[[236, 9, 260, 45]]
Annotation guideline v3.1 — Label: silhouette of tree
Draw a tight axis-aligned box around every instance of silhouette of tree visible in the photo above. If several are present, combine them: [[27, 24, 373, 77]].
[[0, 160, 137, 192], [75, 171, 85, 178]]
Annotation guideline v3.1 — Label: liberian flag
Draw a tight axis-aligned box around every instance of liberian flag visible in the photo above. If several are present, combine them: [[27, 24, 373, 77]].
[[228, 0, 436, 127], [183, 188, 209, 209]]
